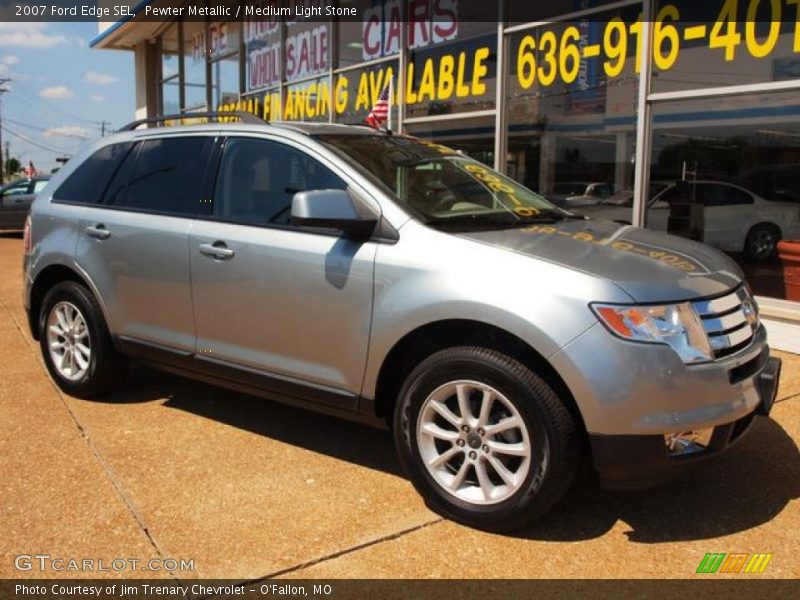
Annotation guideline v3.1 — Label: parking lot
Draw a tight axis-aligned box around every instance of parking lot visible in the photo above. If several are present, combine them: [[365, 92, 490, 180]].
[[1, 232, 798, 580]]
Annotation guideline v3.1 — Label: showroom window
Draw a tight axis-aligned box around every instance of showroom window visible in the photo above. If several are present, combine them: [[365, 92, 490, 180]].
[[182, 20, 208, 111], [333, 60, 399, 125], [159, 23, 181, 114], [651, 0, 800, 94], [209, 22, 242, 108], [245, 4, 282, 94], [504, 3, 641, 217], [645, 91, 800, 299]]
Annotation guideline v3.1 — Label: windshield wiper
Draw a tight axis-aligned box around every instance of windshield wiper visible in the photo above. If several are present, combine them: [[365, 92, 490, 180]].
[[513, 210, 588, 223], [425, 209, 587, 230], [425, 212, 519, 229]]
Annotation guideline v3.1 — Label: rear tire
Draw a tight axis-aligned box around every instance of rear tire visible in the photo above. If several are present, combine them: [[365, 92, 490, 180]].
[[39, 281, 127, 398], [744, 224, 781, 260], [394, 346, 580, 532]]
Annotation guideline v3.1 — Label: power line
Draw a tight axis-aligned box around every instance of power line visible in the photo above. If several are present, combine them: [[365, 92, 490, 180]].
[[5, 116, 95, 141], [1, 125, 74, 155], [10, 82, 103, 126], [4, 117, 59, 133]]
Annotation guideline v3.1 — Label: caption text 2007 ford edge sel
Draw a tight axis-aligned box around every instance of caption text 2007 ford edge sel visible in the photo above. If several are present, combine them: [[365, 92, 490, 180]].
[[23, 116, 782, 531]]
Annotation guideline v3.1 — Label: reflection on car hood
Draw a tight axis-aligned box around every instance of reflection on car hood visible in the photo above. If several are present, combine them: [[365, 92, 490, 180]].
[[458, 220, 743, 303]]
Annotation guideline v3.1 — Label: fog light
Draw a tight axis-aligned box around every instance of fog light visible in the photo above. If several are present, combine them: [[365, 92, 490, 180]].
[[664, 428, 713, 456]]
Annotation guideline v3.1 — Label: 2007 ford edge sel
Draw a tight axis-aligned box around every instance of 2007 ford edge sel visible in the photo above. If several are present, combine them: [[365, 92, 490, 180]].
[[22, 115, 782, 531]]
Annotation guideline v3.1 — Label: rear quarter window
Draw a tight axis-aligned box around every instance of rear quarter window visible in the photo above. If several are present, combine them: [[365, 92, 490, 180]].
[[52, 142, 134, 204]]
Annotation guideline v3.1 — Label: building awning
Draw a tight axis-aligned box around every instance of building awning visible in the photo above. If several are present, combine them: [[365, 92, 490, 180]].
[[90, 0, 163, 49]]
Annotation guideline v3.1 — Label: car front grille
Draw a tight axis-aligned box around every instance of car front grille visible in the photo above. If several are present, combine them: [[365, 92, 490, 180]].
[[693, 287, 758, 359]]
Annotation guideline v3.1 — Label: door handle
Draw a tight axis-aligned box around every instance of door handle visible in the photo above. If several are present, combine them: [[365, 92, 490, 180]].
[[199, 241, 235, 260], [85, 224, 111, 240]]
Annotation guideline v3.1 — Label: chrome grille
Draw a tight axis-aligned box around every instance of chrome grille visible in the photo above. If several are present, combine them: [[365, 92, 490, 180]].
[[693, 287, 757, 359]]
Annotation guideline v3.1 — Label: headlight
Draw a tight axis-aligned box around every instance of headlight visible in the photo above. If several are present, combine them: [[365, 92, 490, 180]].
[[592, 302, 712, 364]]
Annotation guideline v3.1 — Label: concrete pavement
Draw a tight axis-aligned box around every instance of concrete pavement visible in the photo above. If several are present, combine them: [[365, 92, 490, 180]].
[[1, 233, 798, 580]]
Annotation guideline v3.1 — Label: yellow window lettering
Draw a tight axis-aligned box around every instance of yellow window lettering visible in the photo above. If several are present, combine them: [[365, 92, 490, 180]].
[[559, 26, 581, 84], [710, 0, 741, 61], [654, 4, 680, 70], [455, 52, 471, 97], [629, 17, 643, 73], [356, 72, 370, 110], [438, 54, 455, 99], [334, 77, 348, 114], [405, 62, 417, 104], [745, 0, 780, 58], [537, 30, 558, 86], [604, 18, 627, 78], [472, 47, 489, 96], [517, 35, 536, 89], [790, 0, 800, 52], [283, 90, 295, 120], [306, 84, 317, 118], [418, 58, 436, 102]]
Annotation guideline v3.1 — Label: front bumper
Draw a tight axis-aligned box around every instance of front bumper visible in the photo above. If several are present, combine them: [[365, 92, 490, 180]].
[[589, 355, 782, 489]]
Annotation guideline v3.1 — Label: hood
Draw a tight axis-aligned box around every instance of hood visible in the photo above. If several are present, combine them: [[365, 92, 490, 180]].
[[458, 220, 743, 303]]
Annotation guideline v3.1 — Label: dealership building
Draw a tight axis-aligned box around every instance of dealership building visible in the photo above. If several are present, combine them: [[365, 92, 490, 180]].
[[93, 0, 800, 324]]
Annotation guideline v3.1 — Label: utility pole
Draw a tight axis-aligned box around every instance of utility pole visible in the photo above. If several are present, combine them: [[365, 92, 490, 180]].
[[0, 78, 9, 185], [100, 121, 111, 137]]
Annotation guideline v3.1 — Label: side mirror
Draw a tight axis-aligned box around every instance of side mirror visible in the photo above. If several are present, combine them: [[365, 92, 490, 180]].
[[291, 189, 378, 239]]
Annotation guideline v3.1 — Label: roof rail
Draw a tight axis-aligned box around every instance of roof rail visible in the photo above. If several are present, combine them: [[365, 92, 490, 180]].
[[118, 111, 264, 132]]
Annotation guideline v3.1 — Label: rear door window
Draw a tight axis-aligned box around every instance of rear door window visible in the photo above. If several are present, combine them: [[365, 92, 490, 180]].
[[53, 142, 134, 204], [104, 136, 212, 216]]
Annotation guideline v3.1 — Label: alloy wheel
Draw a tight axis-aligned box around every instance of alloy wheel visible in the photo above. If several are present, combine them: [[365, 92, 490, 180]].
[[416, 380, 537, 505], [46, 301, 91, 381]]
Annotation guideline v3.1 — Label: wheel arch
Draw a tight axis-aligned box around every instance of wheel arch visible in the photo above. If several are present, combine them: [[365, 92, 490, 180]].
[[29, 264, 95, 341], [746, 220, 782, 237], [371, 319, 587, 437]]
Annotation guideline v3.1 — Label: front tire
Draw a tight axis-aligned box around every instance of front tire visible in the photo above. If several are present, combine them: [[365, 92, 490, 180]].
[[394, 347, 580, 532], [39, 281, 127, 398]]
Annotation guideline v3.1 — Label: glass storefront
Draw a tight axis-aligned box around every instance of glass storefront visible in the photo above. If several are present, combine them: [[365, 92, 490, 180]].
[[152, 0, 800, 303]]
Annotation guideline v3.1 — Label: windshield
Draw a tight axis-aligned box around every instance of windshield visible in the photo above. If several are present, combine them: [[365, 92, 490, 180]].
[[317, 134, 562, 230]]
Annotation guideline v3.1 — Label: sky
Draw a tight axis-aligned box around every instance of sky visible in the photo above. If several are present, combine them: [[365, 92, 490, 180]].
[[0, 21, 135, 173]]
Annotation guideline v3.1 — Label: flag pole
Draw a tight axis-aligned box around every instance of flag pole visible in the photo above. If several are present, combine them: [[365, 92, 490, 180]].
[[387, 76, 394, 132]]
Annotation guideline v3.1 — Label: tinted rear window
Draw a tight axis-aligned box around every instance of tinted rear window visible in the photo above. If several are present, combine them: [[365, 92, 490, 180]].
[[104, 137, 211, 215], [53, 142, 134, 204]]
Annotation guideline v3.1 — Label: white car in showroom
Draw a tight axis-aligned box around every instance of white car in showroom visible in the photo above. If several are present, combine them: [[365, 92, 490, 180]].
[[576, 180, 800, 260]]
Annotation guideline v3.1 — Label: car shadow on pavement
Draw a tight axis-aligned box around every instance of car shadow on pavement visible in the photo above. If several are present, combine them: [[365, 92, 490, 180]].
[[104, 365, 402, 476], [96, 366, 798, 542], [517, 417, 800, 543]]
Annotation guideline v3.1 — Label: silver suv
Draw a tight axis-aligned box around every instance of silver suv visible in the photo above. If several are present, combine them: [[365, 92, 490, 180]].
[[23, 114, 782, 531]]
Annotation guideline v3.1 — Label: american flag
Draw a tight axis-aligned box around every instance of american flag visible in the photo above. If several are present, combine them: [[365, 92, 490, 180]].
[[365, 81, 391, 129], [23, 161, 37, 178]]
